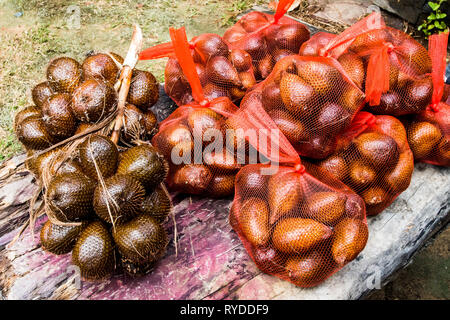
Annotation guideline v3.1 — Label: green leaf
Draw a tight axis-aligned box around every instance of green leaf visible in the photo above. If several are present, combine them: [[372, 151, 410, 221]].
[[428, 24, 435, 30], [418, 24, 424, 30], [437, 13, 447, 19], [428, 2, 440, 11], [428, 13, 436, 20]]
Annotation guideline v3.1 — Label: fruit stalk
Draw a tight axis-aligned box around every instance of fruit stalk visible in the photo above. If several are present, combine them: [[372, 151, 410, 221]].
[[111, 24, 143, 144]]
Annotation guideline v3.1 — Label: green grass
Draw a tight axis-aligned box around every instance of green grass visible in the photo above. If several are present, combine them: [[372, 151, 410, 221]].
[[0, 0, 265, 161]]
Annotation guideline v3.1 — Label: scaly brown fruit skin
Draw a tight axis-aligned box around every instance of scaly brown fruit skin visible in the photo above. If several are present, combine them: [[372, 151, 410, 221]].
[[229, 49, 253, 72], [337, 53, 365, 88], [164, 59, 192, 105], [267, 23, 310, 53], [239, 11, 268, 32], [239, 197, 270, 247], [46, 57, 82, 94], [317, 155, 348, 181], [152, 123, 193, 158], [353, 132, 400, 169], [32, 82, 54, 108], [14, 106, 41, 127], [50, 159, 84, 177], [257, 55, 274, 80], [436, 138, 450, 165], [116, 144, 168, 189], [193, 34, 229, 63], [262, 81, 283, 112], [279, 72, 315, 114], [267, 170, 303, 224], [82, 53, 120, 86], [34, 147, 84, 178], [348, 161, 377, 189], [30, 148, 60, 178], [297, 61, 339, 95], [331, 218, 368, 265], [143, 110, 158, 138], [285, 249, 332, 287], [305, 192, 346, 226], [403, 78, 433, 115], [203, 82, 231, 101], [203, 150, 240, 171], [341, 86, 364, 114], [47, 172, 95, 222], [72, 221, 115, 281], [396, 37, 432, 75], [75, 123, 96, 135], [71, 79, 117, 123], [367, 91, 403, 115], [42, 93, 77, 140], [298, 134, 336, 160], [169, 164, 213, 195], [93, 174, 145, 225], [127, 70, 159, 111], [108, 52, 124, 64], [235, 164, 268, 199], [407, 121, 442, 160], [344, 194, 366, 220], [15, 115, 55, 150], [207, 56, 242, 87], [113, 215, 168, 266], [385, 151, 414, 194], [121, 103, 147, 142], [141, 186, 171, 223], [362, 187, 389, 216], [40, 220, 88, 255], [268, 109, 308, 144], [272, 218, 332, 253], [251, 246, 286, 275], [316, 102, 351, 134], [240, 33, 267, 61], [186, 108, 222, 139], [25, 150, 38, 176], [208, 174, 236, 198], [79, 134, 119, 180], [375, 115, 409, 152]]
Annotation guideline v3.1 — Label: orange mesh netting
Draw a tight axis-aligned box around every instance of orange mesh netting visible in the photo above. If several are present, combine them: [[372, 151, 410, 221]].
[[227, 91, 368, 288], [223, 0, 310, 80], [238, 53, 366, 159], [405, 31, 449, 166], [151, 27, 243, 197], [139, 30, 256, 105], [299, 13, 433, 116], [316, 111, 414, 216]]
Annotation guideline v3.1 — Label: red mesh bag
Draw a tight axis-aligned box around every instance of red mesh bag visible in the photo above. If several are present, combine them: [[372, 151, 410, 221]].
[[406, 31, 449, 166], [299, 13, 433, 116], [238, 53, 366, 159], [223, 0, 310, 80], [151, 27, 243, 197], [316, 111, 414, 216], [139, 30, 256, 105], [227, 98, 368, 287]]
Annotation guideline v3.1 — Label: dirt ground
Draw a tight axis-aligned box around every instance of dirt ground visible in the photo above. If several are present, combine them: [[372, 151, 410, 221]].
[[0, 0, 448, 300]]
